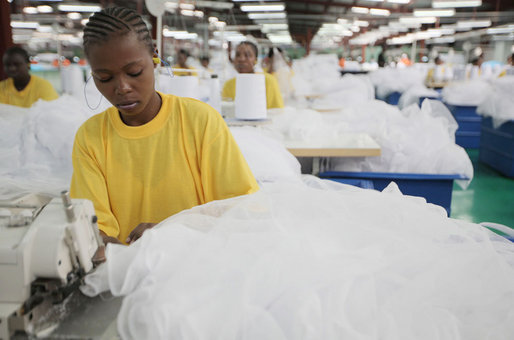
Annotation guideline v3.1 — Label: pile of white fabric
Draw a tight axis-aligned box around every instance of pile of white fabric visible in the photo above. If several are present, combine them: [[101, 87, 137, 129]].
[[398, 85, 440, 109], [267, 100, 473, 183], [441, 80, 493, 106], [0, 96, 106, 198], [476, 76, 514, 128], [369, 68, 426, 100], [82, 177, 514, 340]]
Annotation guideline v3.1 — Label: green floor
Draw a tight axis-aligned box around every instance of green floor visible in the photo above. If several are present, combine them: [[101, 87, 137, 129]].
[[451, 149, 514, 229]]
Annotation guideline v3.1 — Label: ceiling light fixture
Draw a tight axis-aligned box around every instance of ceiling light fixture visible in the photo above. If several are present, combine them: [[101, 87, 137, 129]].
[[370, 8, 390, 16], [351, 7, 369, 14], [240, 4, 285, 12], [58, 5, 101, 12], [432, 0, 481, 8], [248, 12, 287, 19], [414, 8, 455, 16]]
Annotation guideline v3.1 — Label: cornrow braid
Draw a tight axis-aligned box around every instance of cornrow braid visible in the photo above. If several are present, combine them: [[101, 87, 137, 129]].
[[83, 6, 153, 57]]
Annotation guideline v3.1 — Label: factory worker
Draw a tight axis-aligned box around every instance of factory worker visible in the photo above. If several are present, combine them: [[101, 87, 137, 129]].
[[0, 46, 58, 108], [222, 41, 284, 109], [172, 49, 197, 76], [70, 7, 258, 246]]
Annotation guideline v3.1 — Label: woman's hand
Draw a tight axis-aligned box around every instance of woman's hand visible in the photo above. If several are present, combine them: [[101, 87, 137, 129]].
[[126, 223, 157, 244], [92, 230, 122, 265]]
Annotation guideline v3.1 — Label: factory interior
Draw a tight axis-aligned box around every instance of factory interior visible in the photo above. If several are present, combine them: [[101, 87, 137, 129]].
[[1, 0, 514, 339]]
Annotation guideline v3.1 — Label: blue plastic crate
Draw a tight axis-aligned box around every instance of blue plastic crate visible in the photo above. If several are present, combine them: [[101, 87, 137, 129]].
[[386, 92, 402, 105], [479, 117, 514, 177], [456, 131, 481, 148], [319, 171, 467, 216], [444, 103, 482, 149]]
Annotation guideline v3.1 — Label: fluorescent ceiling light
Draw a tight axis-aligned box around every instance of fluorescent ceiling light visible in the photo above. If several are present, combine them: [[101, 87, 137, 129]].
[[208, 16, 218, 23], [351, 7, 369, 14], [387, 0, 410, 3], [81, 19, 89, 25], [58, 4, 101, 12], [267, 34, 292, 44], [179, 3, 195, 10], [194, 10, 204, 17], [37, 25, 53, 32], [194, 1, 233, 9], [248, 12, 286, 19], [225, 24, 261, 31], [11, 21, 40, 29], [23, 7, 38, 14], [370, 8, 390, 16], [67, 12, 82, 20], [181, 9, 195, 16], [457, 19, 491, 28], [354, 20, 370, 27], [414, 8, 455, 16], [365, 0, 383, 2], [400, 16, 437, 24], [37, 5, 53, 13], [430, 36, 455, 43], [240, 4, 285, 12], [261, 23, 288, 30], [432, 0, 481, 8], [351, 25, 360, 32], [487, 26, 514, 34]]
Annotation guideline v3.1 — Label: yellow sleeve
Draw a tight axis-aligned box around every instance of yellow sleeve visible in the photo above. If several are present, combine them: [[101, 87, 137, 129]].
[[70, 120, 121, 238], [499, 70, 506, 78], [199, 107, 259, 201], [265, 73, 284, 109], [222, 78, 236, 100], [38, 77, 59, 101], [425, 68, 434, 84]]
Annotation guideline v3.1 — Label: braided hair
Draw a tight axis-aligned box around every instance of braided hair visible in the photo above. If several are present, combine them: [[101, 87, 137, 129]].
[[83, 7, 153, 57]]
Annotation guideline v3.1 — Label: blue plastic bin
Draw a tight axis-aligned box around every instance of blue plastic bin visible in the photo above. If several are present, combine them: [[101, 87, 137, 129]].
[[319, 171, 467, 216], [386, 92, 402, 105], [479, 117, 514, 178], [445, 103, 482, 149]]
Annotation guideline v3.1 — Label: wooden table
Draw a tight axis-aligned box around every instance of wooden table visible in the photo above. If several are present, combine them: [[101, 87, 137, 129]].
[[285, 133, 381, 174]]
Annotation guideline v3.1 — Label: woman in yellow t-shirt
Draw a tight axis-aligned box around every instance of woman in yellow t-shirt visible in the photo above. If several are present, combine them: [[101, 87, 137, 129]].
[[70, 7, 258, 246], [172, 49, 197, 76], [222, 41, 284, 109], [0, 46, 58, 107]]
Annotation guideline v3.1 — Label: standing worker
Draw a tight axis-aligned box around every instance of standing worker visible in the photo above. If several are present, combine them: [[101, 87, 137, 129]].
[[222, 41, 284, 109], [70, 7, 258, 246], [0, 46, 58, 107], [173, 49, 197, 76]]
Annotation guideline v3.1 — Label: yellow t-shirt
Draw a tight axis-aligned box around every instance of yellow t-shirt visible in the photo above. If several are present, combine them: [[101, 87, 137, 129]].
[[172, 65, 197, 76], [0, 75, 58, 108], [70, 92, 259, 243], [222, 73, 284, 109]]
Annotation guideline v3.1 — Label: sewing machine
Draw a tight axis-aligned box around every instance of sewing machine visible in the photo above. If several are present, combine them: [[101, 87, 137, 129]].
[[0, 191, 102, 338]]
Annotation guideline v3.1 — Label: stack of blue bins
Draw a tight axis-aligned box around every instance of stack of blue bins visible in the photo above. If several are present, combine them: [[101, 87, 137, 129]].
[[318, 171, 467, 216], [445, 103, 482, 148], [479, 117, 514, 178]]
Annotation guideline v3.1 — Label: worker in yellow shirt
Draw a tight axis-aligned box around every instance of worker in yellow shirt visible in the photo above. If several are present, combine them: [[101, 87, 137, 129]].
[[70, 7, 258, 247], [0, 46, 58, 108], [172, 49, 197, 76], [222, 41, 284, 109]]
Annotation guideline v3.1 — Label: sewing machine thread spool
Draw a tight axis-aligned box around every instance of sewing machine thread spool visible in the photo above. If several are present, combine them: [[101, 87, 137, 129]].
[[61, 190, 76, 223]]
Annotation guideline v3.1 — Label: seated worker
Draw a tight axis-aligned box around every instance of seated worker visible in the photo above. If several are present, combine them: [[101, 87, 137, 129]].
[[498, 53, 514, 77], [173, 49, 197, 76], [70, 7, 258, 246], [222, 41, 284, 109], [0, 46, 58, 107], [199, 55, 213, 78], [425, 56, 445, 86]]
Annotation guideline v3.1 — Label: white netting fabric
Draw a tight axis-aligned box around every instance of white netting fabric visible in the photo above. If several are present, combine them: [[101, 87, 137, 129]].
[[82, 177, 514, 340], [441, 80, 493, 106], [476, 76, 514, 128]]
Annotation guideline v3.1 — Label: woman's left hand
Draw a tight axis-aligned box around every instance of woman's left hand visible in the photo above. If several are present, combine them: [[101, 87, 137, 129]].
[[126, 223, 157, 244]]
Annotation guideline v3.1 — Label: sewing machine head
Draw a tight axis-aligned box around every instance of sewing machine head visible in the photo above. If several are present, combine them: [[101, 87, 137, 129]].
[[0, 191, 102, 338]]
